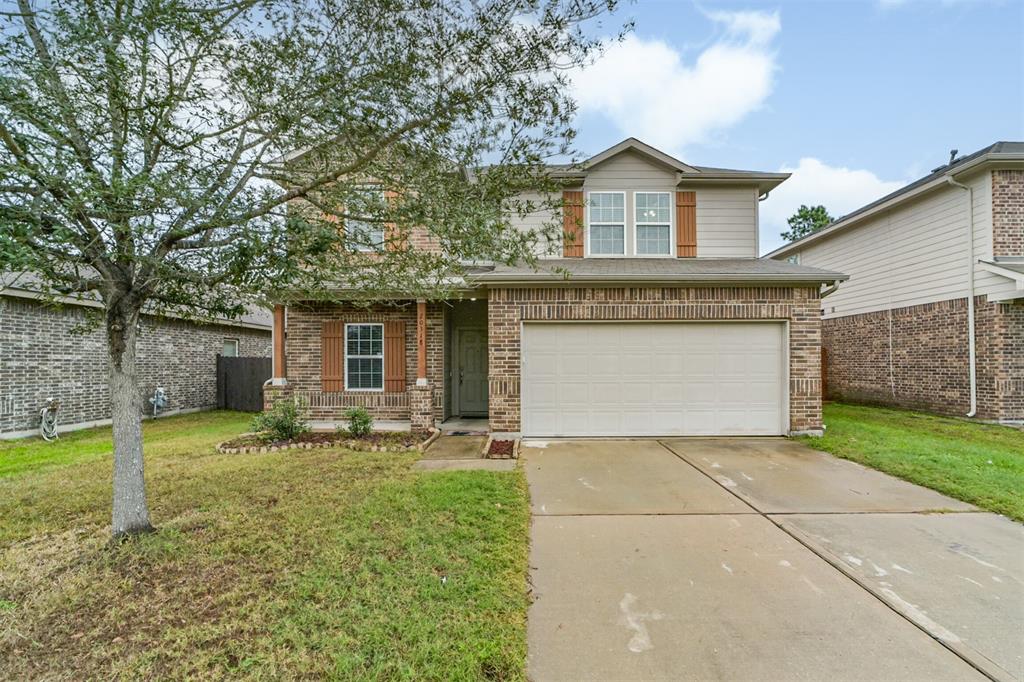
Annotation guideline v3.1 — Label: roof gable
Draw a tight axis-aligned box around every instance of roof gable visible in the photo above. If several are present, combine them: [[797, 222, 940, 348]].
[[583, 138, 698, 173]]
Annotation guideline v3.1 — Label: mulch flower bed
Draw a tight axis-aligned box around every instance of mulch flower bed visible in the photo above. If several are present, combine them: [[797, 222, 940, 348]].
[[487, 439, 516, 458], [218, 430, 437, 455]]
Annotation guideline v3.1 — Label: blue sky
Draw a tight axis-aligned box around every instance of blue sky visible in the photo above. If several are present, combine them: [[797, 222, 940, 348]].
[[567, 0, 1024, 253]]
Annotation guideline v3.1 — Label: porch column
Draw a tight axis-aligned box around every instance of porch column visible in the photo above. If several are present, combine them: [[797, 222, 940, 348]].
[[264, 304, 290, 412], [410, 299, 433, 430], [271, 304, 287, 384], [416, 299, 428, 386]]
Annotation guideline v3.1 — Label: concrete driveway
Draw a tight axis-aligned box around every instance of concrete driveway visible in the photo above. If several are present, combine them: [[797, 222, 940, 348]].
[[522, 438, 1023, 682]]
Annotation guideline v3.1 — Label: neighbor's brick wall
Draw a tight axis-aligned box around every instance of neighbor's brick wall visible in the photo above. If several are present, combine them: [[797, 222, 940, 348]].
[[992, 169, 1024, 258], [279, 300, 444, 422], [0, 296, 270, 434], [487, 286, 824, 434], [977, 298, 1024, 420], [822, 296, 1023, 421]]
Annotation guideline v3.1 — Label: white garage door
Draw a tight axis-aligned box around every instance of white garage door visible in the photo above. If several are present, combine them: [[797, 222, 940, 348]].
[[521, 322, 786, 437]]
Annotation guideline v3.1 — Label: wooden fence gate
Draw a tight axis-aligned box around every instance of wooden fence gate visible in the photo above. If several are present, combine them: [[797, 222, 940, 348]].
[[216, 356, 272, 412]]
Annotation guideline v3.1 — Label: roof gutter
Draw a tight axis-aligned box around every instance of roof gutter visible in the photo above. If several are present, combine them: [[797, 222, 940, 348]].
[[945, 175, 977, 418], [473, 273, 848, 286]]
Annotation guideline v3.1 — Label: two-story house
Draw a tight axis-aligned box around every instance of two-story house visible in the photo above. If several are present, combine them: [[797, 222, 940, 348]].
[[265, 138, 846, 437], [767, 142, 1024, 423]]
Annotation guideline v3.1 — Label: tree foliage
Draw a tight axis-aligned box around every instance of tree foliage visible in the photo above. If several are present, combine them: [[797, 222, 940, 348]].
[[781, 204, 833, 243], [0, 0, 623, 536]]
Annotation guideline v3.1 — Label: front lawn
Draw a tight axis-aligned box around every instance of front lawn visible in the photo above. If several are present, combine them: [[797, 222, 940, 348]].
[[0, 412, 530, 680], [804, 403, 1024, 521]]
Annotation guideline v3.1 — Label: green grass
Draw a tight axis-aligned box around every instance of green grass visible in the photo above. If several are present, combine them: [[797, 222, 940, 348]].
[[0, 412, 530, 680], [0, 410, 253, 478], [801, 403, 1024, 521]]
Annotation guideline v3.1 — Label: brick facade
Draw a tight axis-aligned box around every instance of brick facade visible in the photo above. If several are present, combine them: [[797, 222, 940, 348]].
[[276, 300, 444, 424], [992, 169, 1024, 257], [487, 285, 824, 434], [822, 297, 1023, 421], [0, 296, 270, 435]]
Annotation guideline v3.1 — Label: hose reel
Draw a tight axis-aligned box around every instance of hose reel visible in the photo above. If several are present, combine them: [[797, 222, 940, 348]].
[[40, 398, 60, 441]]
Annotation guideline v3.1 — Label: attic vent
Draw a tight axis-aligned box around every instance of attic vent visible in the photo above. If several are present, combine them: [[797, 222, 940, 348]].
[[932, 148, 961, 173]]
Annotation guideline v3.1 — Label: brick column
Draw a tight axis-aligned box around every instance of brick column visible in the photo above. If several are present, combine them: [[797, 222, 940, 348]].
[[409, 384, 434, 431], [410, 299, 433, 429], [262, 383, 291, 412]]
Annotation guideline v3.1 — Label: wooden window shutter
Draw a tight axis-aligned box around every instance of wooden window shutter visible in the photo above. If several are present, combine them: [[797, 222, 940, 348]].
[[562, 190, 584, 258], [676, 191, 697, 257], [322, 321, 345, 392], [383, 320, 406, 392], [383, 189, 406, 252]]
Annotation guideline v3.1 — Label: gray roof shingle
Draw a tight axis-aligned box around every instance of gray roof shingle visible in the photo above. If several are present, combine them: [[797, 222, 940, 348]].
[[472, 258, 846, 284]]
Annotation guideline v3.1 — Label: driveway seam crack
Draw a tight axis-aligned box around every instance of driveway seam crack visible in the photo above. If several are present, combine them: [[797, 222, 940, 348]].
[[654, 439, 1000, 682]]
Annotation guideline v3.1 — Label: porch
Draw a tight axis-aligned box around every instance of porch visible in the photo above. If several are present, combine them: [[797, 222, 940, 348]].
[[266, 297, 490, 432]]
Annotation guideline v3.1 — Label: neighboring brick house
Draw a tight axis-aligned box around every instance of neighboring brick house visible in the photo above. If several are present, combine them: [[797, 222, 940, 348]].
[[267, 138, 846, 437], [0, 277, 272, 438], [768, 141, 1024, 423]]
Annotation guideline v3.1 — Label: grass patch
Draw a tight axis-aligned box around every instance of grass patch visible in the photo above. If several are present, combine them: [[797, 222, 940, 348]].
[[0, 410, 253, 479], [801, 403, 1024, 521], [0, 412, 529, 680]]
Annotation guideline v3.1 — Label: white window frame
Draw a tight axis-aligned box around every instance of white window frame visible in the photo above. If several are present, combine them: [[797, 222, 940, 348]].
[[221, 338, 239, 357], [344, 323, 385, 392], [348, 188, 386, 253], [632, 191, 674, 258], [585, 191, 626, 257]]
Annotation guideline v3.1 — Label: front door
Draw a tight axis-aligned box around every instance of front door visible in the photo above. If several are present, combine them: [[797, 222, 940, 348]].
[[456, 328, 488, 416]]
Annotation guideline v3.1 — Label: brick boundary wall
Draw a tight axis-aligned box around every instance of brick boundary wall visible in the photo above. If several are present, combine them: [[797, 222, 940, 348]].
[[276, 301, 444, 423], [0, 296, 270, 435], [822, 297, 1023, 421], [992, 169, 1024, 258], [487, 285, 824, 434]]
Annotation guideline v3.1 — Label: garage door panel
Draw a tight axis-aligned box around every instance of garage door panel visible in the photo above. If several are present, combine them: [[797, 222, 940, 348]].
[[619, 381, 652, 403], [522, 322, 785, 437], [589, 352, 620, 373], [684, 352, 716, 377], [559, 381, 590, 405], [560, 354, 589, 375], [529, 352, 561, 378], [652, 382, 685, 403], [683, 380, 717, 402]]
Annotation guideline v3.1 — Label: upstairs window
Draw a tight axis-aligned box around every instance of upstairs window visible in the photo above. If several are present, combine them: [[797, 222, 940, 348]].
[[347, 189, 385, 252], [588, 192, 625, 255], [345, 323, 383, 390], [634, 192, 672, 255]]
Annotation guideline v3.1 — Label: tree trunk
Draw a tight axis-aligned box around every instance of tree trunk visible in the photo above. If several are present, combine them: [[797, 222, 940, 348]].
[[107, 304, 154, 538]]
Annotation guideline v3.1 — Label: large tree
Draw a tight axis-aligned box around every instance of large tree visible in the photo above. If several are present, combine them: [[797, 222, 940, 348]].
[[0, 0, 622, 537], [781, 204, 833, 243]]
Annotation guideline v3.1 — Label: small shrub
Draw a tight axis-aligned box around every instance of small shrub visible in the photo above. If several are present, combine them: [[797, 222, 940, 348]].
[[251, 397, 309, 442], [343, 406, 373, 437]]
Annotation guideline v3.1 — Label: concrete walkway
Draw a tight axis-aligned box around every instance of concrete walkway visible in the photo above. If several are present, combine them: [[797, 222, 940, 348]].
[[523, 438, 1023, 682], [411, 434, 515, 471]]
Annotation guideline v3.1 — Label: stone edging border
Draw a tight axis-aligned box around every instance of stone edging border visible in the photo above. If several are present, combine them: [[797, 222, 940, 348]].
[[218, 428, 441, 455]]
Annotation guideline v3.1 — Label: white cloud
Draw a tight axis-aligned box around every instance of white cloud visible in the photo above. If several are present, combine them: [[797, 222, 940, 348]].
[[878, 0, 985, 7], [571, 10, 780, 153], [759, 158, 906, 254]]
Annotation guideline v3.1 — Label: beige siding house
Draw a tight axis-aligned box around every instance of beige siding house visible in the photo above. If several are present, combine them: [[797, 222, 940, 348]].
[[268, 139, 846, 437], [767, 142, 1024, 422]]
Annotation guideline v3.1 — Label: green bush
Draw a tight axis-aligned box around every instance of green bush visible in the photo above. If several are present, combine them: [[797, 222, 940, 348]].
[[343, 406, 373, 437], [251, 397, 309, 442]]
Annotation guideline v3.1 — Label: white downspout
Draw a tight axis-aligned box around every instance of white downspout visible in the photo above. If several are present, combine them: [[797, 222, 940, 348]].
[[945, 176, 977, 417]]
